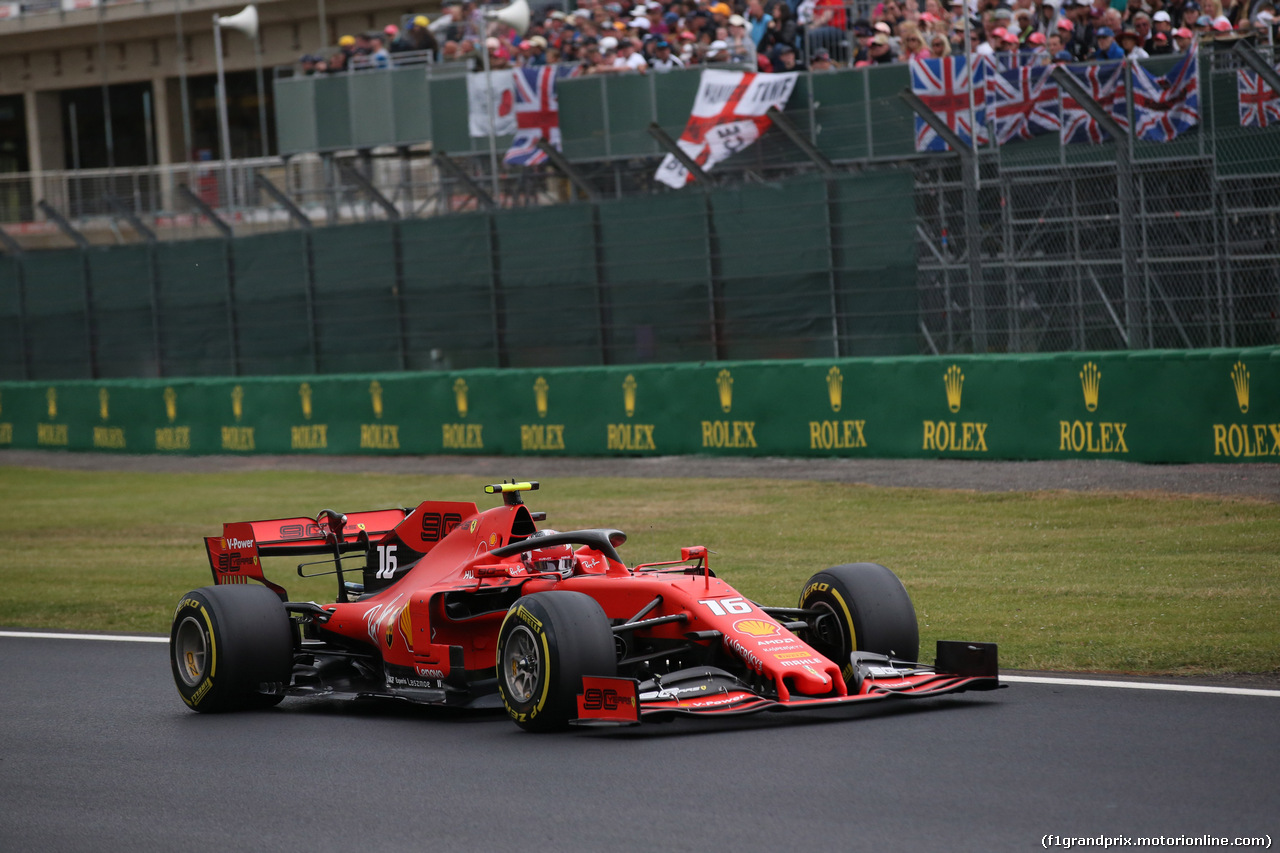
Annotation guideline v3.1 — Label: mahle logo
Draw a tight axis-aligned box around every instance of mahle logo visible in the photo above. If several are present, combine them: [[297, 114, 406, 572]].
[[46, 387, 57, 419], [1232, 361, 1249, 413], [370, 380, 384, 419], [1080, 362, 1101, 412], [164, 387, 177, 423], [944, 365, 964, 413], [231, 385, 244, 422], [299, 383, 313, 420], [99, 388, 110, 421], [534, 377, 549, 418], [453, 378, 469, 418], [826, 366, 843, 413], [716, 369, 733, 413], [622, 374, 637, 418]]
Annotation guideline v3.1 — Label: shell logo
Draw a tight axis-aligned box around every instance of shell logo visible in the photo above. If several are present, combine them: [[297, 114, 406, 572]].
[[733, 619, 780, 638]]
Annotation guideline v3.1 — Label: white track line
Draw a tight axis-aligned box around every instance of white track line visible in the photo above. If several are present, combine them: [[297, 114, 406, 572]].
[[2, 632, 1277, 697], [1001, 674, 1280, 698], [0, 630, 167, 644]]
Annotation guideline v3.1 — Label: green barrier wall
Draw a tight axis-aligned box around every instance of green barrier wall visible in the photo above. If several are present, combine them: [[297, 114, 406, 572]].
[[1, 347, 1275, 463], [1, 171, 916, 380]]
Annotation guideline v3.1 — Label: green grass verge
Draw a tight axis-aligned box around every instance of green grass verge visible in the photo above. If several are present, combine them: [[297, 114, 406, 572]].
[[2, 466, 1277, 676]]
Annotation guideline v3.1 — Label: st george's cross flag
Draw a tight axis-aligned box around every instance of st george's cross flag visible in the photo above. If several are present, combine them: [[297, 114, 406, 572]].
[[654, 69, 799, 188]]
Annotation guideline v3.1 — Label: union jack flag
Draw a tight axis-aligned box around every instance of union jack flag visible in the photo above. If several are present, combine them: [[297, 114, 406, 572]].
[[911, 56, 988, 152], [987, 65, 1060, 145], [1238, 64, 1280, 129], [1130, 53, 1199, 142], [1060, 62, 1127, 145], [503, 64, 580, 167]]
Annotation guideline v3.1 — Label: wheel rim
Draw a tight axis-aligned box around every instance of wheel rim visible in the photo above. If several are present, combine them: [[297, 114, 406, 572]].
[[809, 602, 847, 660], [502, 625, 540, 704], [174, 616, 209, 687]]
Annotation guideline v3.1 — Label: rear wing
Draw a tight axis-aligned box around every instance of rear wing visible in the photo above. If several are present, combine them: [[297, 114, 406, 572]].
[[205, 508, 410, 595]]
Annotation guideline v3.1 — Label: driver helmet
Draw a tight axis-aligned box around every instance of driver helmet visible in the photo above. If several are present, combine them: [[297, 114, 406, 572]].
[[521, 530, 576, 578]]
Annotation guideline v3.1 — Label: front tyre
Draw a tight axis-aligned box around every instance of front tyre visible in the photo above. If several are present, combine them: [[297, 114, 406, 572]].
[[799, 563, 919, 674], [170, 584, 294, 713], [496, 592, 616, 732]]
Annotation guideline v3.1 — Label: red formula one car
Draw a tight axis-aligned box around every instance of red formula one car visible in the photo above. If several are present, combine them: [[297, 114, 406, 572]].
[[170, 482, 999, 730]]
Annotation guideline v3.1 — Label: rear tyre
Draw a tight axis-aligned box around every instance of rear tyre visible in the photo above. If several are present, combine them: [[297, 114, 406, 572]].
[[170, 584, 294, 713], [496, 591, 616, 732], [798, 563, 919, 674]]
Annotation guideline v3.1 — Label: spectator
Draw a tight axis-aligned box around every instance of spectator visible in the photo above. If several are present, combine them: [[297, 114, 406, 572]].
[[928, 29, 953, 54], [808, 0, 851, 60], [746, 0, 774, 46], [368, 33, 391, 67], [773, 42, 806, 69], [1180, 0, 1202, 27], [867, 31, 895, 61], [431, 1, 468, 43], [1055, 16, 1085, 57], [649, 38, 686, 69], [1150, 30, 1174, 51], [758, 2, 798, 56], [1024, 29, 1049, 60], [811, 47, 837, 68], [1152, 9, 1173, 41], [394, 16, 439, 58], [299, 54, 318, 75], [1117, 25, 1149, 54], [898, 21, 931, 57], [726, 14, 756, 61], [1131, 11, 1152, 46], [615, 36, 651, 70], [1093, 25, 1124, 56], [1173, 24, 1195, 48]]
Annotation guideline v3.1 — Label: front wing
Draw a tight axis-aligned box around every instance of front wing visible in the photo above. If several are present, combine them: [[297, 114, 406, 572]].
[[574, 642, 1002, 726]]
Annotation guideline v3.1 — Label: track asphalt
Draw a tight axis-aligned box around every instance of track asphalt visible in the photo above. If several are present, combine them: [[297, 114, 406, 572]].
[[1, 635, 1275, 853]]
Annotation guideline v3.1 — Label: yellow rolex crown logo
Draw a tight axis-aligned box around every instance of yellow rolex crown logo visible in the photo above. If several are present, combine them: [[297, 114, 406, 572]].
[[231, 385, 244, 422], [534, 377, 549, 418], [826, 366, 843, 413], [717, 369, 733, 414], [623, 374, 637, 418], [1080, 362, 1101, 412], [99, 388, 110, 421], [944, 365, 964, 413], [300, 383, 313, 420], [46, 387, 57, 420], [1231, 361, 1249, 413], [453, 378, 469, 418], [370, 381, 384, 419], [164, 387, 177, 423]]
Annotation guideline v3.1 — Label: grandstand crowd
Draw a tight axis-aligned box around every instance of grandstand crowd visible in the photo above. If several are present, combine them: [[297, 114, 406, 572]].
[[299, 0, 1277, 74]]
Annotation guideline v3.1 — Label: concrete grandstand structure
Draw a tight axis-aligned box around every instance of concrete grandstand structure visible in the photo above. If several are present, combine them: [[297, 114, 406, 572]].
[[0, 0, 432, 211]]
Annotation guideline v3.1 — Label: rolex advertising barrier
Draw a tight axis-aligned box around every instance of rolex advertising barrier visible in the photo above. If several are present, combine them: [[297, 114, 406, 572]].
[[0, 347, 1276, 464]]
